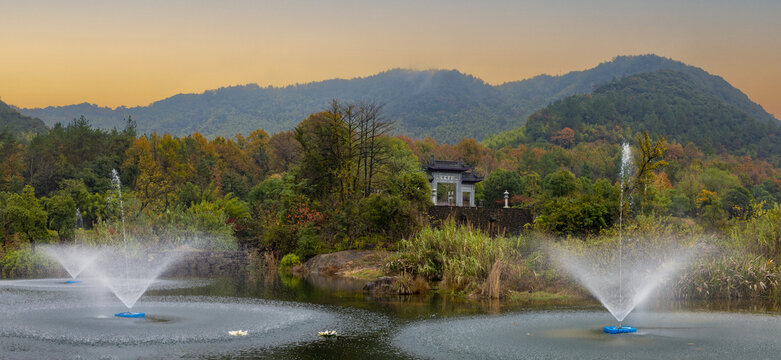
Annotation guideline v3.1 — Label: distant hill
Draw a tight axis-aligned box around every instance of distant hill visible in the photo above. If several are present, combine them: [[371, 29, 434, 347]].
[[0, 99, 47, 136], [505, 70, 780, 160], [16, 55, 779, 143]]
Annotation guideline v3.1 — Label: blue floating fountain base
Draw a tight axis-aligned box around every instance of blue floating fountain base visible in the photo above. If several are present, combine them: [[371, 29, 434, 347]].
[[604, 326, 637, 334], [65, 280, 82, 284], [115, 312, 145, 318]]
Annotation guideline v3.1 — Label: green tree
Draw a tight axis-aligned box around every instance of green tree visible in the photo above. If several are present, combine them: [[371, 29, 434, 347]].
[[295, 110, 349, 201], [700, 167, 741, 196], [667, 189, 692, 217], [0, 192, 9, 247], [723, 186, 753, 219], [383, 172, 431, 206], [483, 169, 525, 207], [542, 170, 578, 198], [43, 193, 77, 243], [5, 186, 48, 252]]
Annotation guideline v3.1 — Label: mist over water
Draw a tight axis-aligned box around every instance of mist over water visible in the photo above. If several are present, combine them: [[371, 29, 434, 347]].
[[93, 247, 185, 308], [40, 245, 102, 279]]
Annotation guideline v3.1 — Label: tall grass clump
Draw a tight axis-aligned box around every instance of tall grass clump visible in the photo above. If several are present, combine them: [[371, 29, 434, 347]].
[[388, 219, 523, 295], [724, 205, 781, 260], [675, 255, 779, 299], [671, 205, 781, 300]]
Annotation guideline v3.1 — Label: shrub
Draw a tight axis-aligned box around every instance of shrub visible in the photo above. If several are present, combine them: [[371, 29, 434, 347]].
[[295, 226, 322, 260], [538, 197, 612, 235], [358, 193, 420, 241], [279, 253, 302, 269], [1, 249, 58, 278]]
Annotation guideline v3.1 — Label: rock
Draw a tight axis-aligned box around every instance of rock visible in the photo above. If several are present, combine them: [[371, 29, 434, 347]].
[[305, 250, 388, 275]]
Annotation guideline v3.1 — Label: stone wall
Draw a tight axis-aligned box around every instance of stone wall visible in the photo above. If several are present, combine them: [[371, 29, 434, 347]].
[[426, 206, 533, 236], [161, 251, 247, 277]]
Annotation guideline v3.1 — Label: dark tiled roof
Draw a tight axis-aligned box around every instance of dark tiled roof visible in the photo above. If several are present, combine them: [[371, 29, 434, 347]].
[[426, 160, 470, 172], [461, 172, 483, 183]]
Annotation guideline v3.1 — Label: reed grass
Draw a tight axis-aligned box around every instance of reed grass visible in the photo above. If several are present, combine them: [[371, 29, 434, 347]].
[[388, 219, 530, 296]]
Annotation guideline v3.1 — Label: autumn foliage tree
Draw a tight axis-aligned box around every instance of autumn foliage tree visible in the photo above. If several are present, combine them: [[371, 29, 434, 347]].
[[633, 131, 668, 213], [551, 127, 575, 148], [123, 134, 188, 214]]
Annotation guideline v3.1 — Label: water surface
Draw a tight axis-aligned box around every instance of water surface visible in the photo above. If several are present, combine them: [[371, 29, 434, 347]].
[[2, 272, 780, 359]]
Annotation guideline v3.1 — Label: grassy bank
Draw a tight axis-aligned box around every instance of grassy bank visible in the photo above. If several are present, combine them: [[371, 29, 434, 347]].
[[384, 206, 781, 302], [386, 219, 570, 299]]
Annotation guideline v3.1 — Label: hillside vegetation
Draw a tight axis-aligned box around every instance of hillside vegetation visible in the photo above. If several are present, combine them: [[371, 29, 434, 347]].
[[0, 100, 47, 137], [486, 71, 780, 164]]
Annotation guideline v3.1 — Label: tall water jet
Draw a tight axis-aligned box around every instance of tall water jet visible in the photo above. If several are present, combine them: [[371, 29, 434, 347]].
[[75, 208, 84, 231], [110, 169, 129, 284], [616, 142, 633, 330]]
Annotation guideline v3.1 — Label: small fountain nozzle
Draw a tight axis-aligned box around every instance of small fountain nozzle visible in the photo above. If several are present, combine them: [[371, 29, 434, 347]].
[[603, 325, 636, 334], [114, 311, 145, 318]]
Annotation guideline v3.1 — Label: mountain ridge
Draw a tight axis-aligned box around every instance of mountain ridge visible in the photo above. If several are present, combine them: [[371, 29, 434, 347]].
[[0, 99, 47, 136], [15, 55, 778, 143]]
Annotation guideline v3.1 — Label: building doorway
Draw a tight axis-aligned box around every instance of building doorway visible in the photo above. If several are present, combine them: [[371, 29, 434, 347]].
[[436, 183, 456, 205]]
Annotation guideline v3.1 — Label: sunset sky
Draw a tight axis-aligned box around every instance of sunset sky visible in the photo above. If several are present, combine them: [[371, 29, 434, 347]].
[[2, 0, 779, 118]]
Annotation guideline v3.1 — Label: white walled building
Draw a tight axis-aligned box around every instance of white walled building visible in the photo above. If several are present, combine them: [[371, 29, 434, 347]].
[[425, 160, 483, 207]]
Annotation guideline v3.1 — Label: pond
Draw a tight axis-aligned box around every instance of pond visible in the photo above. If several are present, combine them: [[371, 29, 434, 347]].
[[1, 273, 780, 359]]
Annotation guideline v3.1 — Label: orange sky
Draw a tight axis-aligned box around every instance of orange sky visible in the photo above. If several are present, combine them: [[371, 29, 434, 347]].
[[1, 1, 779, 119]]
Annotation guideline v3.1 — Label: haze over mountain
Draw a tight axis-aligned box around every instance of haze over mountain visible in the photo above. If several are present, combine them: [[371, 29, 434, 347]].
[[16, 55, 779, 144], [0, 99, 47, 136]]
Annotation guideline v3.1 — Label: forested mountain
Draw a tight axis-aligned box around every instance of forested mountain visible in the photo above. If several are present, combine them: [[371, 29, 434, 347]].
[[512, 70, 780, 162], [496, 54, 778, 126], [0, 99, 47, 136], [16, 55, 778, 143]]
